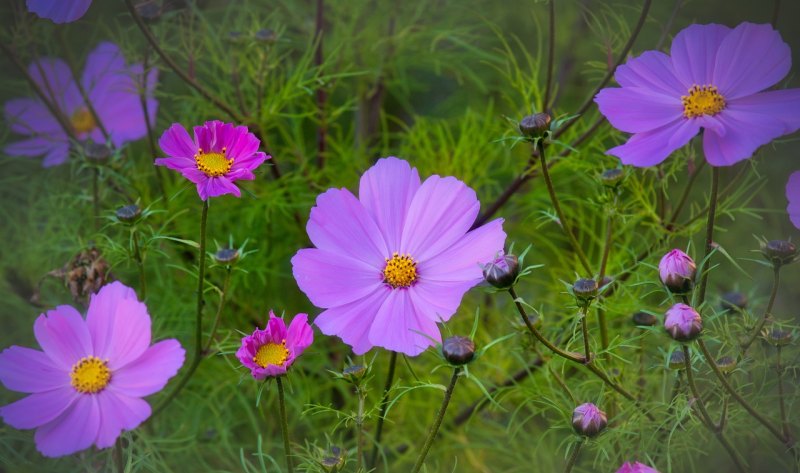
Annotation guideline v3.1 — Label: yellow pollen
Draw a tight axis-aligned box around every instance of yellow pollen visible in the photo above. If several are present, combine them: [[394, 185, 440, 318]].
[[254, 341, 289, 368], [195, 147, 232, 177], [70, 356, 111, 394], [70, 108, 96, 135], [383, 252, 418, 289], [681, 85, 726, 118]]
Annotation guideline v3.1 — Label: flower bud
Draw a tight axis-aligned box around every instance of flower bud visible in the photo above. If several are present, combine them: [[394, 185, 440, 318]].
[[342, 364, 366, 382], [255, 28, 277, 43], [715, 356, 736, 373], [134, 0, 162, 21], [320, 446, 345, 472], [658, 249, 696, 293], [572, 278, 598, 306], [767, 328, 793, 347], [761, 240, 798, 267], [482, 254, 519, 289], [668, 349, 686, 370], [115, 204, 142, 223], [82, 141, 111, 161], [572, 403, 607, 438], [616, 461, 660, 473], [519, 113, 551, 139], [442, 336, 475, 365], [720, 291, 747, 312], [664, 303, 702, 342], [632, 311, 657, 327], [214, 247, 240, 265], [600, 168, 625, 188]]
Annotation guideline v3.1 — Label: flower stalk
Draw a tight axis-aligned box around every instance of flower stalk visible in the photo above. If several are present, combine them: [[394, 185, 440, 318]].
[[204, 266, 232, 353], [741, 266, 781, 355], [564, 439, 583, 473], [276, 377, 295, 473], [696, 167, 720, 304], [411, 367, 461, 473], [370, 350, 398, 469]]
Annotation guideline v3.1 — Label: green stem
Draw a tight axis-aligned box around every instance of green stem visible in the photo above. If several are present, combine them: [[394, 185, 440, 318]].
[[564, 440, 583, 473], [93, 168, 100, 230], [356, 385, 366, 472], [542, 0, 555, 111], [370, 350, 398, 469], [697, 167, 720, 305], [276, 377, 295, 473], [741, 266, 781, 356], [113, 436, 125, 473], [203, 266, 232, 353], [537, 141, 593, 275], [776, 346, 791, 440], [133, 230, 146, 300], [667, 159, 706, 228], [580, 309, 591, 363], [411, 368, 460, 473]]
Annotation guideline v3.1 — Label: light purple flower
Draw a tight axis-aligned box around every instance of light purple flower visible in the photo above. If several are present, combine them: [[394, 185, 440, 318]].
[[595, 23, 800, 167], [617, 461, 660, 473], [658, 249, 696, 293], [4, 42, 158, 167], [0, 282, 185, 457], [787, 171, 800, 229], [664, 303, 703, 342], [291, 157, 506, 356], [571, 402, 607, 437], [155, 120, 270, 200], [236, 312, 314, 380], [27, 0, 92, 23]]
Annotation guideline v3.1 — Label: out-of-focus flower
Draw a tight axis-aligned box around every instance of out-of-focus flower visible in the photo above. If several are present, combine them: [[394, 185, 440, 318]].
[[787, 171, 800, 229], [571, 402, 607, 437], [0, 282, 185, 457], [155, 120, 269, 200], [664, 303, 703, 342], [595, 23, 800, 167], [4, 42, 158, 167], [236, 312, 313, 380], [617, 461, 660, 473], [26, 0, 92, 23], [658, 249, 696, 293], [291, 157, 506, 356]]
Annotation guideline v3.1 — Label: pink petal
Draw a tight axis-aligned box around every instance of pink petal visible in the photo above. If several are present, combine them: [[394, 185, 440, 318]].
[[358, 157, 421, 250], [26, 0, 92, 23], [266, 313, 288, 343], [223, 125, 260, 162], [286, 313, 313, 358], [607, 119, 700, 167], [670, 23, 731, 87], [4, 98, 62, 135], [0, 346, 69, 393], [368, 290, 440, 356], [702, 109, 786, 166], [94, 390, 151, 449], [111, 339, 185, 397], [34, 395, 100, 458], [314, 288, 390, 355], [155, 155, 195, 171], [407, 280, 474, 324], [614, 51, 686, 96], [27, 58, 82, 114], [725, 89, 800, 136], [159, 123, 197, 158], [231, 151, 269, 173], [86, 282, 151, 369], [291, 248, 383, 308], [201, 175, 241, 199], [595, 86, 683, 133], [0, 388, 77, 429], [788, 171, 800, 230], [34, 306, 92, 370], [419, 218, 506, 282]]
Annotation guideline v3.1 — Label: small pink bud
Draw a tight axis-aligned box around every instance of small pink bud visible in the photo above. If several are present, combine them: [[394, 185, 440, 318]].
[[571, 403, 607, 437], [616, 461, 660, 473], [658, 249, 696, 293], [664, 303, 702, 342]]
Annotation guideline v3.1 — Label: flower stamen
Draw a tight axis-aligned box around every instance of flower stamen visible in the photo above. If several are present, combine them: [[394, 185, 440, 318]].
[[195, 147, 232, 177], [681, 85, 726, 118], [383, 252, 418, 288], [254, 341, 289, 367], [70, 356, 111, 394]]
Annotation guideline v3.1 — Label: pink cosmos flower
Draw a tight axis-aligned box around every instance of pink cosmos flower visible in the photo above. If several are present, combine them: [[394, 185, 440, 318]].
[[291, 157, 506, 356], [664, 303, 703, 342], [571, 402, 607, 437], [155, 120, 270, 200], [236, 312, 314, 380], [4, 42, 158, 167], [0, 282, 185, 457], [27, 0, 92, 23], [658, 249, 696, 293], [617, 461, 659, 473], [787, 171, 800, 229], [595, 23, 800, 167]]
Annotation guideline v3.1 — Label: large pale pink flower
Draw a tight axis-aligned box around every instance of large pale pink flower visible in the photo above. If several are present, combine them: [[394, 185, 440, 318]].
[[236, 312, 314, 380], [291, 157, 506, 356], [0, 282, 185, 457], [595, 23, 800, 167], [787, 171, 800, 229]]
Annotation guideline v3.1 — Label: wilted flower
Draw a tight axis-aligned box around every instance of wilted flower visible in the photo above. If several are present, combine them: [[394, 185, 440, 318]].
[[236, 312, 313, 379], [4, 42, 157, 167], [617, 461, 660, 473], [664, 303, 703, 342], [658, 249, 696, 293], [788, 171, 800, 229], [572, 402, 607, 437], [0, 282, 185, 457], [26, 0, 92, 23], [482, 253, 519, 289], [155, 120, 270, 201], [45, 247, 111, 303], [291, 157, 506, 356], [595, 23, 800, 167], [441, 336, 475, 365]]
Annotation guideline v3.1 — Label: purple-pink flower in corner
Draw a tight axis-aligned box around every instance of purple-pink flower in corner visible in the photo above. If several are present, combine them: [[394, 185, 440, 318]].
[[658, 249, 696, 293], [4, 42, 157, 167], [27, 0, 92, 23], [664, 303, 703, 342], [236, 312, 314, 380], [617, 461, 660, 473], [291, 157, 506, 357], [595, 22, 800, 167], [155, 120, 270, 200], [0, 282, 185, 457], [571, 402, 607, 437], [787, 171, 800, 230]]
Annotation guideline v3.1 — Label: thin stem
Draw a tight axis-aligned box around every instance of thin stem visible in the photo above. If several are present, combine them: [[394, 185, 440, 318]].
[[356, 385, 366, 472], [580, 309, 591, 363], [411, 368, 460, 473], [203, 266, 232, 353], [93, 168, 100, 229], [542, 0, 556, 112], [667, 159, 707, 228], [564, 440, 583, 473], [697, 167, 720, 304], [139, 45, 168, 205], [776, 346, 791, 440], [596, 194, 617, 352], [369, 350, 398, 469], [537, 141, 593, 275], [682, 345, 747, 473], [315, 0, 328, 168], [655, 0, 684, 50], [597, 308, 609, 356], [741, 266, 781, 356], [133, 230, 147, 300], [771, 0, 781, 27], [114, 436, 125, 473], [509, 288, 584, 364], [276, 377, 295, 473]]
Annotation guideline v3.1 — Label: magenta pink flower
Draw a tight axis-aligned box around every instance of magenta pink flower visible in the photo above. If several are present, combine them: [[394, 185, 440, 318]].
[[27, 0, 92, 23], [291, 157, 506, 356], [617, 461, 659, 473], [571, 402, 608, 437], [787, 171, 800, 229], [4, 42, 157, 167], [658, 249, 696, 293], [595, 23, 800, 167], [0, 282, 185, 457], [236, 312, 314, 379], [155, 120, 270, 200], [664, 303, 703, 342]]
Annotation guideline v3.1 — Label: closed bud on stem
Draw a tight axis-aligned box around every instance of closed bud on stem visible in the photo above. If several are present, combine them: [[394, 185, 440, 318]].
[[720, 291, 748, 312], [82, 141, 111, 161], [632, 311, 657, 327], [715, 356, 737, 373], [572, 278, 598, 307], [213, 248, 240, 265], [442, 336, 475, 365], [255, 28, 277, 43], [320, 446, 345, 472], [658, 249, 696, 293], [767, 327, 793, 347], [115, 204, 142, 224], [519, 113, 551, 140], [572, 403, 607, 438], [761, 240, 797, 267], [600, 168, 625, 188], [668, 349, 686, 370], [664, 303, 702, 342], [342, 364, 366, 382], [482, 254, 519, 289]]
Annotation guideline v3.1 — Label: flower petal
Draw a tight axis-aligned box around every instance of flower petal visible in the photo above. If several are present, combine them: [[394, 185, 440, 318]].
[[27, 58, 82, 114], [0, 346, 69, 393], [595, 86, 683, 133], [4, 98, 62, 136], [85, 282, 150, 369], [607, 119, 700, 167], [111, 339, 185, 397], [41, 143, 72, 167], [26, 0, 92, 23], [787, 171, 800, 230], [34, 395, 100, 458], [201, 175, 240, 199], [159, 123, 197, 159], [314, 288, 390, 355], [286, 313, 313, 358], [358, 157, 421, 250], [368, 290, 440, 356], [94, 390, 151, 449], [614, 50, 686, 96], [419, 218, 506, 283], [702, 109, 786, 166], [291, 248, 383, 308], [725, 89, 800, 136], [670, 23, 731, 87], [34, 305, 92, 370], [0, 388, 77, 429], [407, 280, 474, 324]]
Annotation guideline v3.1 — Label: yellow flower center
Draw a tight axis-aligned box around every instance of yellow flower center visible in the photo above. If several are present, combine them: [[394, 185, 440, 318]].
[[681, 85, 726, 118], [70, 356, 111, 394], [70, 107, 96, 135], [254, 341, 289, 368], [383, 252, 418, 288], [195, 147, 232, 177]]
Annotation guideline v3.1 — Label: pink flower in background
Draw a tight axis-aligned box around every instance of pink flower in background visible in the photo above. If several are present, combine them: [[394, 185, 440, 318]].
[[664, 303, 703, 342], [292, 157, 506, 356], [4, 42, 158, 167], [27, 0, 92, 23], [236, 312, 314, 380], [0, 282, 185, 457], [595, 22, 800, 167], [155, 120, 270, 200], [617, 462, 660, 473], [787, 171, 800, 229]]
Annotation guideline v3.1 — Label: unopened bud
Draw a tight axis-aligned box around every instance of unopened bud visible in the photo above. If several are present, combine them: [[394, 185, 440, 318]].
[[767, 328, 793, 347], [442, 336, 475, 365], [658, 249, 696, 293], [115, 204, 142, 223], [83, 141, 111, 161], [214, 248, 240, 264], [664, 303, 702, 342], [632, 311, 657, 327], [762, 240, 797, 267], [342, 364, 366, 381], [668, 350, 686, 370], [482, 254, 519, 289], [519, 113, 551, 139], [715, 356, 737, 373], [572, 403, 607, 438], [600, 168, 625, 188], [573, 278, 598, 306], [255, 28, 277, 43], [720, 292, 748, 312]]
